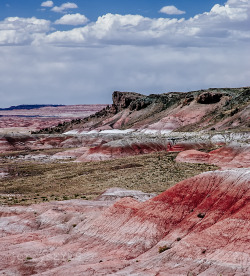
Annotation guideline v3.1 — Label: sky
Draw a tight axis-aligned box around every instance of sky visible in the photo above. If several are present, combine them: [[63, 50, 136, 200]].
[[0, 0, 249, 107]]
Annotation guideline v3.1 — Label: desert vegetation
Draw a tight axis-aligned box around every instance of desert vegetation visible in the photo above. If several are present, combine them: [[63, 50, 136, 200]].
[[0, 150, 217, 205]]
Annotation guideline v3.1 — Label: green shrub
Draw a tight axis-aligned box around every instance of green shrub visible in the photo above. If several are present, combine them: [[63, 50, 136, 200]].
[[158, 245, 171, 253]]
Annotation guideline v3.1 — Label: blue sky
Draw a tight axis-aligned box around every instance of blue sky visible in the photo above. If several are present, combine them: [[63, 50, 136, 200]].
[[0, 0, 249, 107], [1, 1, 225, 21]]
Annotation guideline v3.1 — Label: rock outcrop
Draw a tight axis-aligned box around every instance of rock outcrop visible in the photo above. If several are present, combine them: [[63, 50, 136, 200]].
[[112, 91, 145, 112], [196, 91, 223, 104]]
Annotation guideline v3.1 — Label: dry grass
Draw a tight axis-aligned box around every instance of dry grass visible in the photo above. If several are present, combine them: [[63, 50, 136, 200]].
[[0, 151, 217, 205]]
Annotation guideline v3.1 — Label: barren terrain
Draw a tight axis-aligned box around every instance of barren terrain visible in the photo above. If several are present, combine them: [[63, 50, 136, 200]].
[[0, 104, 106, 134], [0, 88, 249, 275]]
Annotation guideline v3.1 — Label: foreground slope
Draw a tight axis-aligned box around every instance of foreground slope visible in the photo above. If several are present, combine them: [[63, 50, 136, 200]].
[[0, 168, 249, 275]]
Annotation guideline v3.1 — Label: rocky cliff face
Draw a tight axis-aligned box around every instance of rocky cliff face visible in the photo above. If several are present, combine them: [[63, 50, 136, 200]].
[[196, 91, 223, 104], [37, 87, 250, 134], [112, 91, 145, 112]]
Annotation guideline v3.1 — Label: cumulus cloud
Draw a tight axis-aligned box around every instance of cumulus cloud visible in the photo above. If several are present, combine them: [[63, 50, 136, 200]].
[[45, 14, 187, 46], [1, 0, 249, 47], [0, 17, 50, 45], [41, 1, 54, 8], [55, 13, 88, 25], [159, 5, 186, 15], [44, 0, 250, 47], [209, 1, 249, 20], [51, 2, 78, 13]]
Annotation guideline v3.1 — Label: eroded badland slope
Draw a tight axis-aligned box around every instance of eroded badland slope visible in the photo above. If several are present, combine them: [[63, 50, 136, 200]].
[[0, 168, 249, 275]]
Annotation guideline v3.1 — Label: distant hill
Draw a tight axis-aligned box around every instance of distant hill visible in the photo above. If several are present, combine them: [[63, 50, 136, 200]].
[[36, 87, 250, 134], [0, 104, 64, 111]]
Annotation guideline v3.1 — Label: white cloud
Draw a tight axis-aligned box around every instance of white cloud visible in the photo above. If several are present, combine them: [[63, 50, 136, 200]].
[[1, 0, 249, 47], [51, 2, 78, 13], [0, 0, 249, 107], [210, 2, 249, 20], [45, 14, 187, 46], [159, 5, 186, 15], [55, 13, 88, 25], [0, 17, 51, 45], [41, 1, 54, 8], [44, 0, 250, 47]]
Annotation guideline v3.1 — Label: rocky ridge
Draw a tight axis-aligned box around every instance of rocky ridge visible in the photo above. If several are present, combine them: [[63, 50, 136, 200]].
[[36, 87, 250, 134]]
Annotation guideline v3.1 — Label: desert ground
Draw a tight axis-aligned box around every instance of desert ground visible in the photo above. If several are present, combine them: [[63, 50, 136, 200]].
[[0, 89, 249, 275]]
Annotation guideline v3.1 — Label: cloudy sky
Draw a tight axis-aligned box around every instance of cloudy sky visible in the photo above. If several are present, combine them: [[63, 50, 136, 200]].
[[0, 0, 249, 107]]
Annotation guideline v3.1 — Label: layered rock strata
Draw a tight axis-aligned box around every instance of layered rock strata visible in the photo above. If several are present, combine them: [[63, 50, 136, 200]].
[[0, 169, 249, 275]]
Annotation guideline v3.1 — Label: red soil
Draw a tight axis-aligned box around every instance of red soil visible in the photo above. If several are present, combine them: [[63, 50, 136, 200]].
[[176, 145, 250, 169], [143, 99, 221, 131], [77, 141, 206, 162], [0, 116, 72, 132], [0, 168, 249, 275]]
